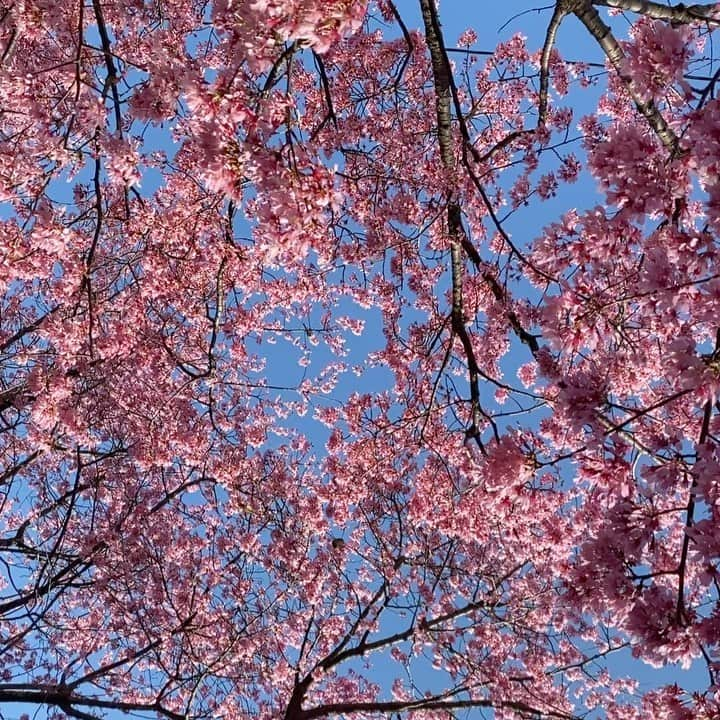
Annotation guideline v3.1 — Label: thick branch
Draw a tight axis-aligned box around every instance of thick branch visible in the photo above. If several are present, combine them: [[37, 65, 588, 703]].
[[298, 696, 579, 720], [0, 686, 185, 720], [538, 4, 568, 125], [573, 1, 678, 151], [593, 0, 720, 25], [419, 0, 490, 443], [91, 0, 122, 131]]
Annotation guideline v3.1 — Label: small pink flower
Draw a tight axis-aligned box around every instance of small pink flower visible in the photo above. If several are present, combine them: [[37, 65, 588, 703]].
[[458, 28, 477, 47]]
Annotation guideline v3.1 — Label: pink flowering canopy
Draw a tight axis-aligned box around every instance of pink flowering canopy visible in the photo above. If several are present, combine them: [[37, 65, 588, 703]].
[[1, 0, 720, 718]]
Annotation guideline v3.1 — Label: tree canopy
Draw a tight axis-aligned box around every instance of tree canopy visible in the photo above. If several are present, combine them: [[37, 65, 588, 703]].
[[1, 1, 720, 718]]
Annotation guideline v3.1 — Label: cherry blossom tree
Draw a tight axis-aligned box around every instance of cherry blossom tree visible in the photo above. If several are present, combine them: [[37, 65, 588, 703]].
[[1, 0, 720, 718]]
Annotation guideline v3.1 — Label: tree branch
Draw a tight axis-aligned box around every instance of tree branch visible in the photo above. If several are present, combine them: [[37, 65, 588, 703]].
[[593, 0, 720, 26], [298, 695, 580, 720], [0, 685, 186, 720], [574, 0, 678, 151]]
